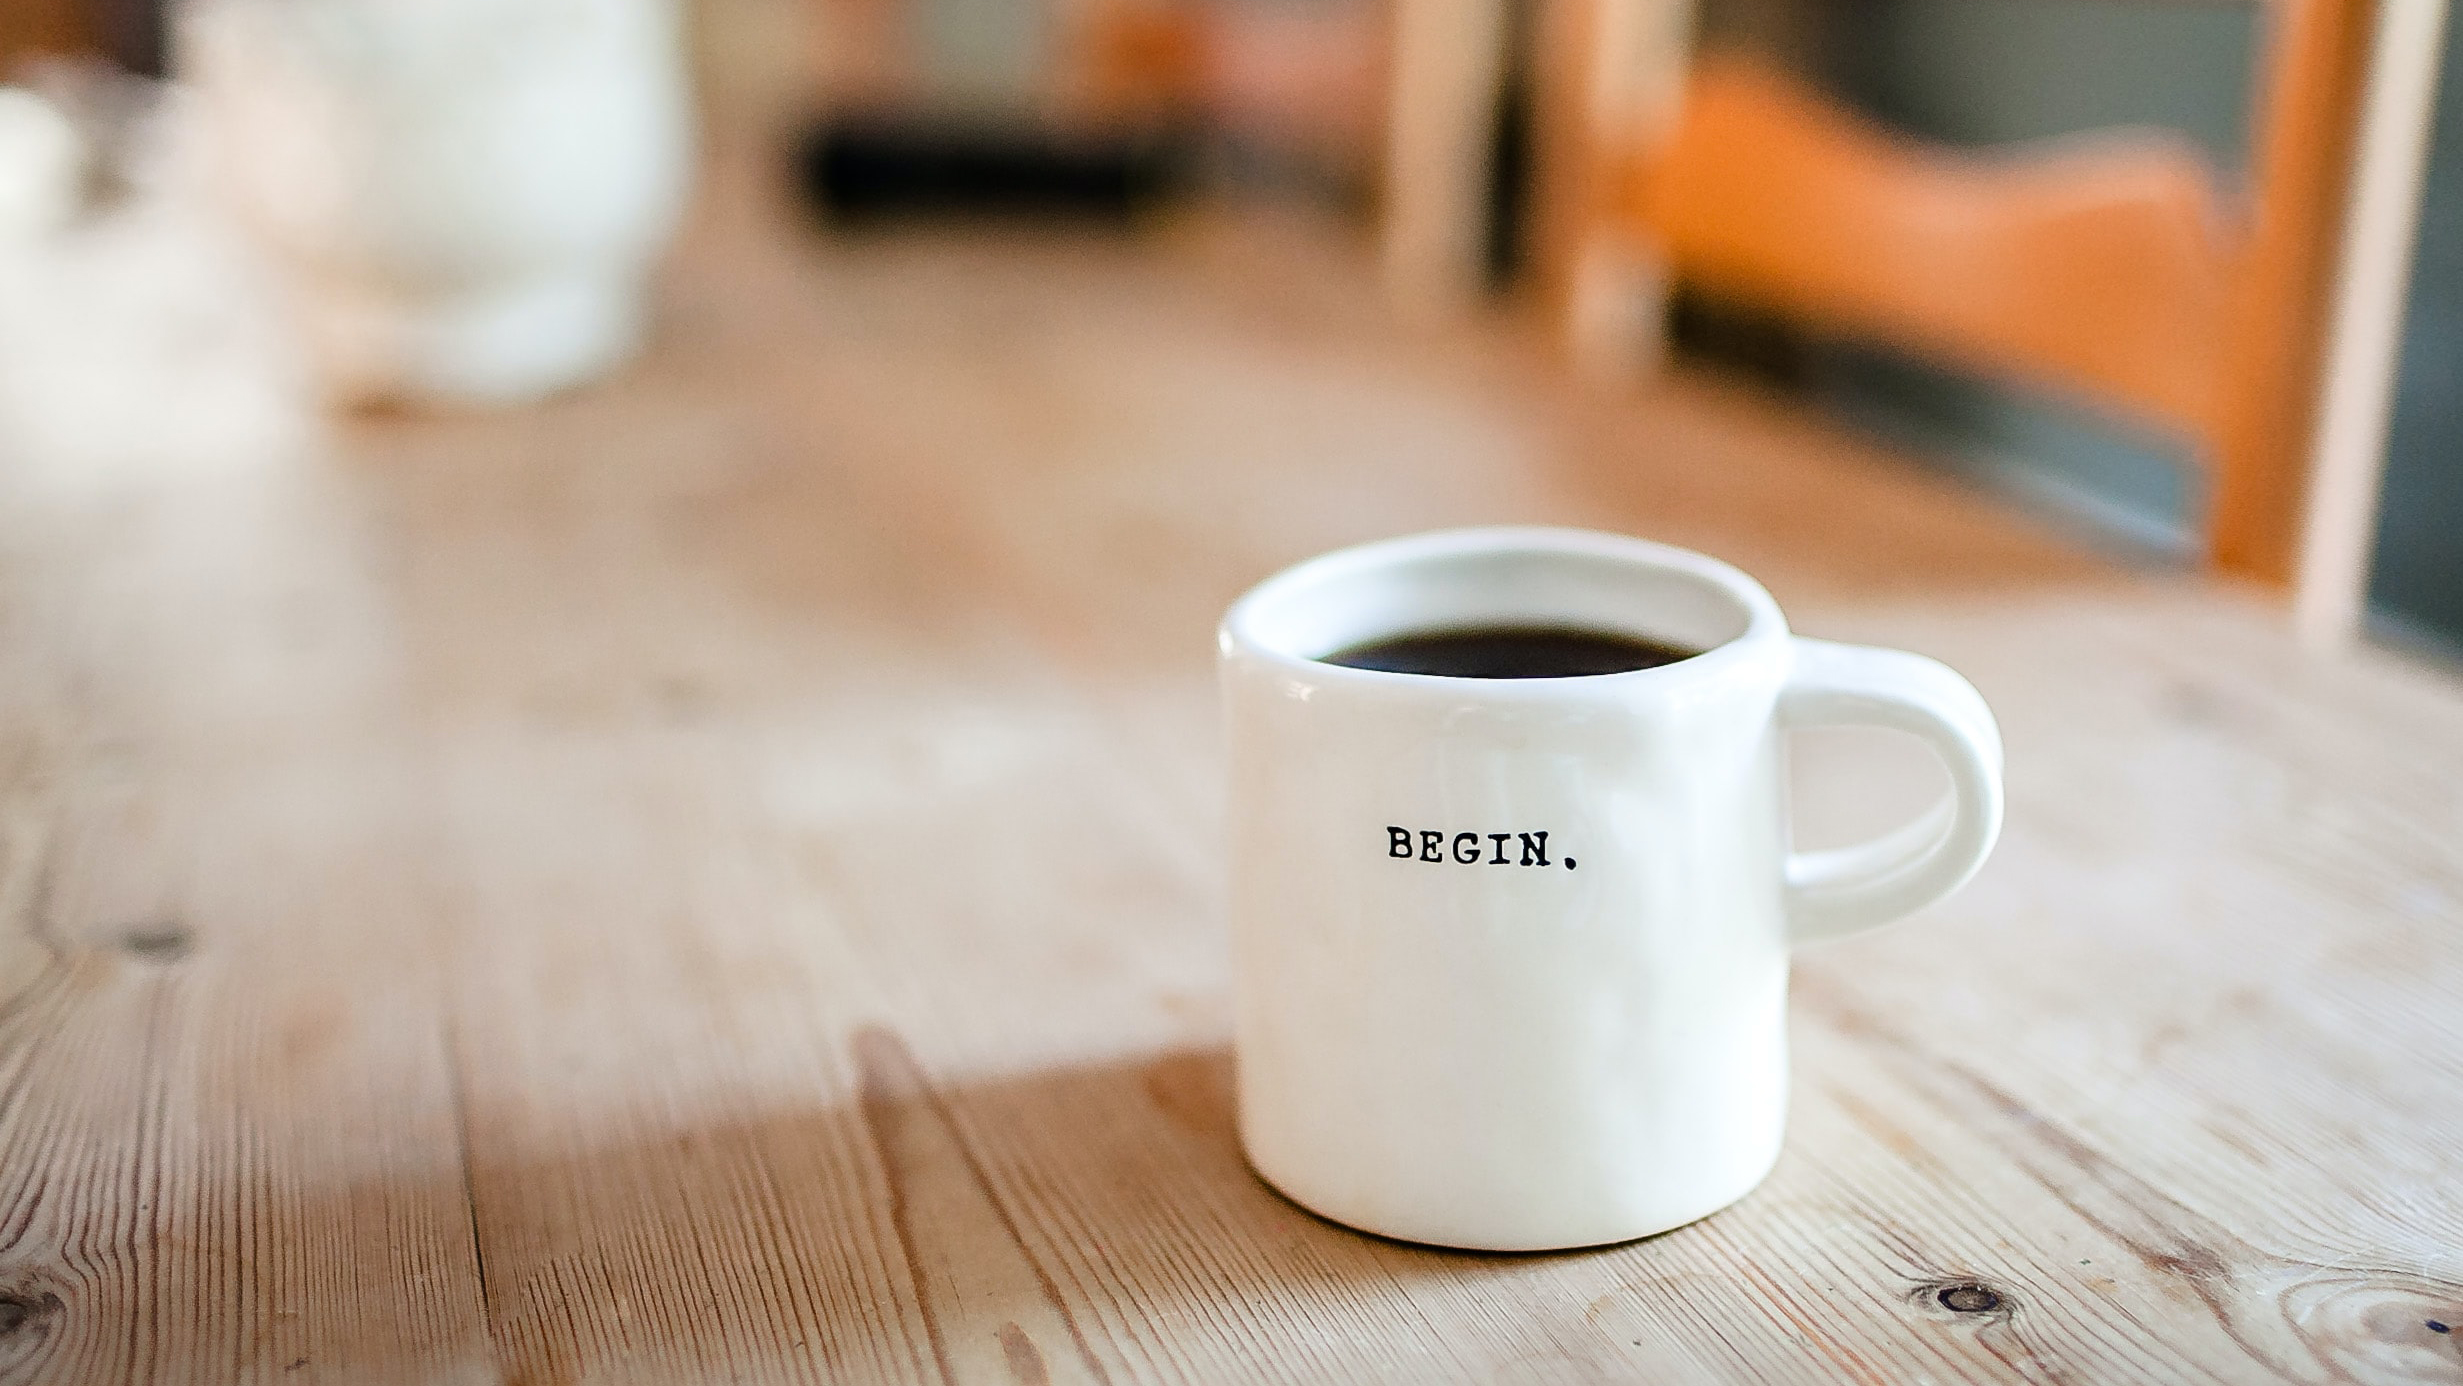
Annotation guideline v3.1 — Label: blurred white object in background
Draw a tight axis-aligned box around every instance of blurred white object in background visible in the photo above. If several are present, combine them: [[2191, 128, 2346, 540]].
[[0, 80, 313, 489], [0, 88, 86, 239], [180, 0, 694, 406]]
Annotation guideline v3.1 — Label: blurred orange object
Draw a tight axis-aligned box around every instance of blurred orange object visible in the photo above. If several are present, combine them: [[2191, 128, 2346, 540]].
[[1070, 2, 1209, 119], [1634, 61, 2231, 451], [0, 0, 92, 72], [1071, 0, 1387, 163], [1554, 0, 2374, 587]]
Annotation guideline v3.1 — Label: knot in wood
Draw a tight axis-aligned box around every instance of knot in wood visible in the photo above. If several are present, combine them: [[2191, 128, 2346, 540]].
[[1937, 1283, 2004, 1315], [0, 1292, 61, 1337], [121, 922, 193, 962]]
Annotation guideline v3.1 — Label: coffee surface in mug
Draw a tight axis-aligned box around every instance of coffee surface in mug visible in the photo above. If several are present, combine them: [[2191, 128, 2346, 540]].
[[1323, 624, 1698, 679]]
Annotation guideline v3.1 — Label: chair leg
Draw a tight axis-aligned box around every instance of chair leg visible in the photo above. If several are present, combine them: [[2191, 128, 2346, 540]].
[[1382, 0, 1515, 319], [1532, 0, 1697, 376], [2206, 0, 2376, 584]]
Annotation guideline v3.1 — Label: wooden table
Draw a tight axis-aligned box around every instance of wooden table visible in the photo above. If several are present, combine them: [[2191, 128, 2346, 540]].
[[2, 132, 2459, 1385]]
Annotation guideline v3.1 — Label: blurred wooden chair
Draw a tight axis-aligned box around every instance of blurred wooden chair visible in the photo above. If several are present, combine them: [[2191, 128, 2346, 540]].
[[1546, 0, 2375, 584]]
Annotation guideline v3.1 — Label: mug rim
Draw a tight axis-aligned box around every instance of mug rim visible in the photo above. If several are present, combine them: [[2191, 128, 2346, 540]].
[[1219, 527, 1790, 692]]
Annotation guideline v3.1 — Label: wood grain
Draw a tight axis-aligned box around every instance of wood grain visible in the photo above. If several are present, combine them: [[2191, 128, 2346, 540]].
[[0, 97, 2458, 1385]]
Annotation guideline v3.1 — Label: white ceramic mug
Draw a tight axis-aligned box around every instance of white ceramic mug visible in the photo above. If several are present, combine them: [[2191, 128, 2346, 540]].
[[1219, 527, 2004, 1251], [181, 0, 693, 405]]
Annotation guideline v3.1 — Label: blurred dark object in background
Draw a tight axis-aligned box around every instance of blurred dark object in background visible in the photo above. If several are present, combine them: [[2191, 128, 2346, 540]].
[[0, 0, 163, 78], [795, 0, 1380, 229], [85, 0, 165, 77], [799, 113, 1189, 225]]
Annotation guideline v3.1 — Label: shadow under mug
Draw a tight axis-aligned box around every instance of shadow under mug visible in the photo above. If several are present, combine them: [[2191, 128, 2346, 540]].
[[1219, 527, 2004, 1251]]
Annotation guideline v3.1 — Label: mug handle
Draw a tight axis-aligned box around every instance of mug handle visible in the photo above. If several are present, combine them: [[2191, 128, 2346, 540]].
[[1778, 637, 2006, 945]]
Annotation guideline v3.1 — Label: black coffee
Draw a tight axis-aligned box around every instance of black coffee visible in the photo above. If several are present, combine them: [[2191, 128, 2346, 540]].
[[1322, 624, 1699, 679]]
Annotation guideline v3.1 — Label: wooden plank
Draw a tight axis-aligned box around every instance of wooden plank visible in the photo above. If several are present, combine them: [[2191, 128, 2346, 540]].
[[0, 106, 2459, 1386], [0, 520, 495, 1383]]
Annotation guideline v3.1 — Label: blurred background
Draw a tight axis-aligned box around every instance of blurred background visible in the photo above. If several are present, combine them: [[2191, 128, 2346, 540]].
[[0, 0, 2454, 657]]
